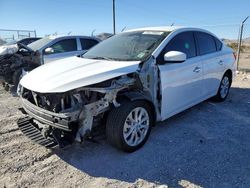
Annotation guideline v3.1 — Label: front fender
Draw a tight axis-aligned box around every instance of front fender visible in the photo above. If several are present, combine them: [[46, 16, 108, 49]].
[[121, 91, 157, 124]]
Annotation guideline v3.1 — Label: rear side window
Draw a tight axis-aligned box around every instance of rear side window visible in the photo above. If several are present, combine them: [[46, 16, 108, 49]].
[[20, 38, 37, 45], [196, 32, 217, 55], [49, 39, 77, 53], [214, 37, 222, 51], [80, 38, 99, 50]]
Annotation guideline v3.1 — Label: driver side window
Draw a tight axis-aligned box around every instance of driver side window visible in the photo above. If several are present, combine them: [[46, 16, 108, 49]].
[[157, 31, 196, 64], [46, 39, 77, 54]]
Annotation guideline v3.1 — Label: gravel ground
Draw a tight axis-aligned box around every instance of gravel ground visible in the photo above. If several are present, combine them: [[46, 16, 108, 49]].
[[0, 73, 250, 188]]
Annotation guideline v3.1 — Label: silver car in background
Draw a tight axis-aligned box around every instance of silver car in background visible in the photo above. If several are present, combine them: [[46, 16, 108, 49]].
[[0, 35, 100, 88], [28, 35, 100, 63]]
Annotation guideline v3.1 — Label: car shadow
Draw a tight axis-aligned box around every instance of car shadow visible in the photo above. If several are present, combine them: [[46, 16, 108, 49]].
[[52, 87, 250, 187]]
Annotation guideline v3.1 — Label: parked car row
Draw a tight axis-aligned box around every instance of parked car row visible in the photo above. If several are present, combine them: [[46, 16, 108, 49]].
[[1, 26, 236, 152], [0, 35, 100, 89]]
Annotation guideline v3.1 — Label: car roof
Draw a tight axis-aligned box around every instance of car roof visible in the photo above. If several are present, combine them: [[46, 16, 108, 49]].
[[47, 35, 100, 41], [124, 26, 221, 40], [125, 26, 183, 32], [125, 26, 214, 35]]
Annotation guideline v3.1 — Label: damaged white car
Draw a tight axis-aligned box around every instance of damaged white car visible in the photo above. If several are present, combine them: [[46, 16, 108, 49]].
[[17, 27, 235, 152]]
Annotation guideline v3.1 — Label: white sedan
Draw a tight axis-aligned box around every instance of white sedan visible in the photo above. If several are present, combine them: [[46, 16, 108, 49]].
[[18, 26, 235, 152]]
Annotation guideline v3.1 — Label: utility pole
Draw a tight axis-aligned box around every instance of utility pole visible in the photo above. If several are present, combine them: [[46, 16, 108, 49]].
[[112, 0, 116, 35], [91, 29, 96, 36], [236, 16, 249, 70]]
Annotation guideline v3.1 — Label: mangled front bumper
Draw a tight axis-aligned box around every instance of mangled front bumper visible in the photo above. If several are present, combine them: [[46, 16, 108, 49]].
[[19, 76, 136, 147], [21, 98, 81, 131]]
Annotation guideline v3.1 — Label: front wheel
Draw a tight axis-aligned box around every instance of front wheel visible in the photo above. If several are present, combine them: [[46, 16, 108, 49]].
[[106, 100, 154, 152], [214, 73, 231, 102]]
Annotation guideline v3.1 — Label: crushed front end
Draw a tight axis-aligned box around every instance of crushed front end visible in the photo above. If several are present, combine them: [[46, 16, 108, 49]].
[[18, 76, 136, 148], [0, 44, 40, 88]]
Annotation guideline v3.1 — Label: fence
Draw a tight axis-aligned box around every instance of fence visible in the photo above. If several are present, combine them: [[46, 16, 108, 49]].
[[0, 29, 37, 45], [198, 23, 250, 71]]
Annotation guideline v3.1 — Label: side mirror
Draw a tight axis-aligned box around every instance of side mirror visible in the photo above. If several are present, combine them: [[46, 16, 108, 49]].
[[44, 47, 54, 54], [164, 51, 187, 63]]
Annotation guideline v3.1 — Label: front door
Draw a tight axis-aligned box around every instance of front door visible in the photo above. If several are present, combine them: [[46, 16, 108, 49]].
[[43, 38, 79, 63], [157, 31, 204, 120]]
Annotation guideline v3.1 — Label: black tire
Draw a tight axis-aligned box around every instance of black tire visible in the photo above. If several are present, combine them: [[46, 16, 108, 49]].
[[106, 100, 154, 152], [12, 68, 23, 87], [214, 73, 232, 102]]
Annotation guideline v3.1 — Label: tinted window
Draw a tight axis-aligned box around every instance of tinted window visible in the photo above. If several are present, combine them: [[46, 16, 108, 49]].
[[157, 31, 196, 64], [19, 38, 41, 46], [49, 39, 77, 54], [196, 32, 217, 55], [20, 39, 32, 45], [214, 37, 222, 51], [80, 39, 99, 50]]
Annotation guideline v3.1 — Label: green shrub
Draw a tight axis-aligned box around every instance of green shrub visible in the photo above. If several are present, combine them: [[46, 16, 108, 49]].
[[227, 42, 248, 52]]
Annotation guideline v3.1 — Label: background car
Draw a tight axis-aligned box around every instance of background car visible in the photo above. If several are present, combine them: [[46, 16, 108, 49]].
[[0, 35, 100, 89], [28, 35, 100, 64], [0, 37, 41, 56]]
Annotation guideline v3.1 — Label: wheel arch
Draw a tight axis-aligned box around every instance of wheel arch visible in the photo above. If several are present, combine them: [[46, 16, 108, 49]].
[[224, 69, 233, 83], [117, 91, 157, 124]]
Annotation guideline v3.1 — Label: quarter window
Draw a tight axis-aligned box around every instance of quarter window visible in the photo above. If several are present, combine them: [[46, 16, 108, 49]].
[[49, 39, 77, 54], [157, 31, 196, 64], [214, 37, 222, 51], [80, 39, 99, 50], [196, 32, 217, 55]]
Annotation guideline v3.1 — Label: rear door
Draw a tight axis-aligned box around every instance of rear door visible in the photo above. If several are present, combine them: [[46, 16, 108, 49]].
[[43, 38, 78, 63], [195, 32, 225, 96], [79, 38, 99, 54], [157, 31, 204, 119]]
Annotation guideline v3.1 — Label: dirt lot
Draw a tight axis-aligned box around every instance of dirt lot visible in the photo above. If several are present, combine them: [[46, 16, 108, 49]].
[[0, 73, 250, 188], [239, 52, 250, 71]]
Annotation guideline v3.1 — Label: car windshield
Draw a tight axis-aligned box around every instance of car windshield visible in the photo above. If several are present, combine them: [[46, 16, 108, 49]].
[[28, 37, 54, 51], [83, 31, 170, 61]]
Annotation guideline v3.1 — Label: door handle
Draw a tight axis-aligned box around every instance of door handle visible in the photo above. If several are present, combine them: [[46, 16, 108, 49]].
[[193, 66, 201, 73], [218, 60, 223, 65]]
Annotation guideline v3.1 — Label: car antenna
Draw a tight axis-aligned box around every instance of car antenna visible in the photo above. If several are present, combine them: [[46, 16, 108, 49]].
[[121, 27, 126, 32]]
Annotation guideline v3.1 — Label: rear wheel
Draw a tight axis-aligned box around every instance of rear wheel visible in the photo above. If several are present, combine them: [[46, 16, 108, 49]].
[[106, 100, 153, 152], [214, 73, 231, 102]]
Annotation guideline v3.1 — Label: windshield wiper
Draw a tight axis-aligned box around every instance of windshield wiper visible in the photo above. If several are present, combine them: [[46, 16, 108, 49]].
[[85, 56, 114, 61]]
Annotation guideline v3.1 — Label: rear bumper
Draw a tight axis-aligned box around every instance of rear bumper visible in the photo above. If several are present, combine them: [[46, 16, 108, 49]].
[[21, 98, 81, 131]]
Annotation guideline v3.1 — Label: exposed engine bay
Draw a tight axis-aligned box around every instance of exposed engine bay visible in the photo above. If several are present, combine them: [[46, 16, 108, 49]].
[[18, 74, 155, 147]]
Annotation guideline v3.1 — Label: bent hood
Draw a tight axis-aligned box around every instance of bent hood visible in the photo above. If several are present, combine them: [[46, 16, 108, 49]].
[[0, 44, 18, 56], [20, 56, 140, 93]]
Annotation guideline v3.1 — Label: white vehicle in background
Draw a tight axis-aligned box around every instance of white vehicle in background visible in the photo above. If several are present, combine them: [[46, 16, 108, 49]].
[[0, 37, 41, 56], [18, 26, 235, 152]]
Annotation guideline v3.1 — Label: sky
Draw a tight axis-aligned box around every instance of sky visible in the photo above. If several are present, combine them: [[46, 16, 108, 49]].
[[0, 0, 250, 39]]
